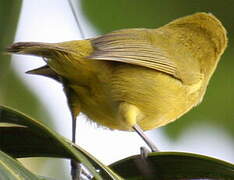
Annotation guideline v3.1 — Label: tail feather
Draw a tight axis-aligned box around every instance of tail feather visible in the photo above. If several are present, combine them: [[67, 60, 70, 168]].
[[6, 42, 68, 57], [7, 42, 69, 80], [6, 41, 91, 81], [26, 65, 60, 81]]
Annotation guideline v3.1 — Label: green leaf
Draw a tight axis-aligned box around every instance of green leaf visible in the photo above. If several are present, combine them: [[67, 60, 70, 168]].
[[0, 2, 66, 178], [0, 0, 54, 132], [0, 150, 41, 180], [37, 176, 57, 180], [0, 150, 55, 180], [0, 105, 122, 180], [106, 152, 234, 180]]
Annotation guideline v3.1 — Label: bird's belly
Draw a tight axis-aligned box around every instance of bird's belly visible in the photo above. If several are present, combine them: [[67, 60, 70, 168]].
[[110, 65, 202, 131], [71, 84, 123, 130], [72, 65, 202, 131]]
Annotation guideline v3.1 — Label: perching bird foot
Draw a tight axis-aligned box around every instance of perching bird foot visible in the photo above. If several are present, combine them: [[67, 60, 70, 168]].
[[71, 160, 82, 180], [140, 146, 151, 159], [133, 124, 159, 152], [140, 146, 160, 160]]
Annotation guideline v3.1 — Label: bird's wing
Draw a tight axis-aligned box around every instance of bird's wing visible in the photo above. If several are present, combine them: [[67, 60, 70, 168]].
[[88, 29, 180, 80]]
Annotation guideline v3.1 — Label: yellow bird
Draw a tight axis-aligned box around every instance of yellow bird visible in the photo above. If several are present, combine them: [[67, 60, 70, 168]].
[[7, 12, 227, 151]]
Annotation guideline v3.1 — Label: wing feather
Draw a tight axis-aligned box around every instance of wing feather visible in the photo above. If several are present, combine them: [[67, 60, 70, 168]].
[[88, 29, 179, 79]]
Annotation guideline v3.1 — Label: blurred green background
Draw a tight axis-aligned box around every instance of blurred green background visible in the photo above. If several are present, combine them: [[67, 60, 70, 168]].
[[0, 0, 233, 179]]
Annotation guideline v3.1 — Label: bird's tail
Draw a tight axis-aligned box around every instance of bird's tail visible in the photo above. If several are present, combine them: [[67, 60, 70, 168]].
[[6, 40, 95, 82], [6, 42, 69, 58], [6, 42, 68, 80]]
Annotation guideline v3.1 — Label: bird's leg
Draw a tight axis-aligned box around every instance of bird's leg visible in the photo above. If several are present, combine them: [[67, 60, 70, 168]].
[[119, 102, 159, 157], [70, 112, 91, 180], [70, 114, 82, 180], [132, 124, 159, 152], [62, 80, 82, 180]]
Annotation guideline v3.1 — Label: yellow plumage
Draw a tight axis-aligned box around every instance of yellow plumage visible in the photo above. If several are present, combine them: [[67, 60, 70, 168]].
[[7, 12, 227, 132]]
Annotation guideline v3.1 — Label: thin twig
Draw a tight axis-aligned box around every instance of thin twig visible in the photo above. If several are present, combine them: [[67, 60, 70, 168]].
[[67, 0, 85, 39]]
